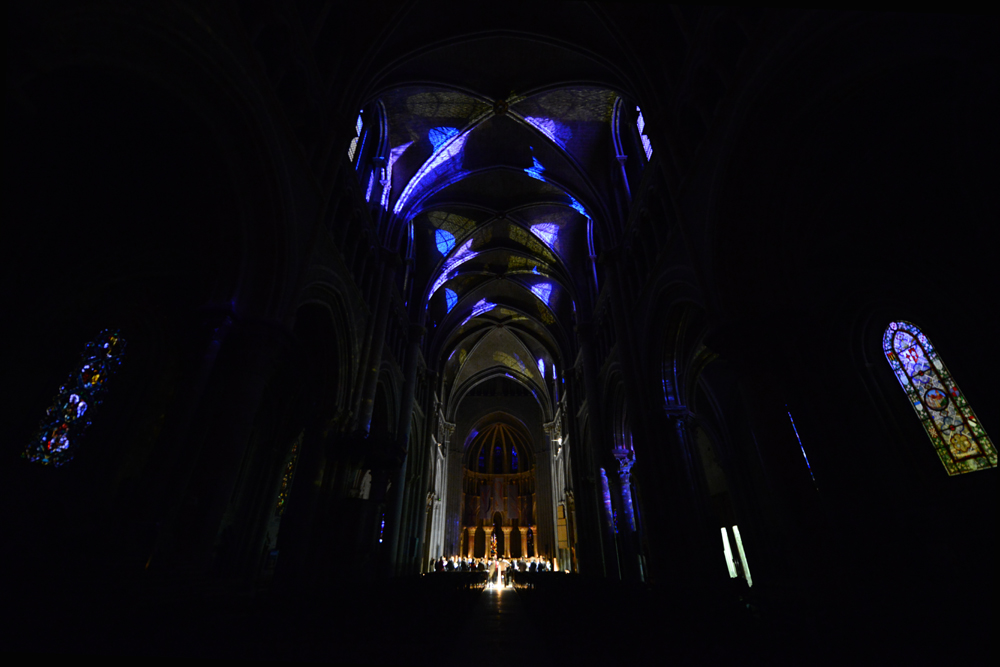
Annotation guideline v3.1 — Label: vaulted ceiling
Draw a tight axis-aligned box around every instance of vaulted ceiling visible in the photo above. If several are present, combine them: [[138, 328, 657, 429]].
[[371, 83, 632, 412]]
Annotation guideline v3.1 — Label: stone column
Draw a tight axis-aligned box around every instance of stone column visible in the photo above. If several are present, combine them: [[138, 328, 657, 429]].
[[520, 526, 529, 559], [191, 320, 289, 572], [667, 410, 717, 583], [501, 526, 513, 558], [611, 447, 641, 581], [443, 422, 462, 555], [355, 248, 400, 435], [531, 525, 539, 557], [467, 527, 476, 559], [575, 322, 618, 578], [385, 323, 426, 576]]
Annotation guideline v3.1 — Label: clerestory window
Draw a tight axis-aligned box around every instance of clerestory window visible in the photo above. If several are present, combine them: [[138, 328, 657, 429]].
[[883, 320, 996, 475]]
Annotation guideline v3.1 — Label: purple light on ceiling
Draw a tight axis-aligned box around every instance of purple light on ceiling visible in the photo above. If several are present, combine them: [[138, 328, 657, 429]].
[[523, 116, 572, 148], [381, 141, 413, 210], [529, 223, 559, 249], [567, 195, 589, 219], [429, 126, 459, 151], [460, 298, 495, 326], [531, 282, 553, 306], [428, 238, 477, 298], [395, 130, 470, 214], [525, 156, 546, 181]]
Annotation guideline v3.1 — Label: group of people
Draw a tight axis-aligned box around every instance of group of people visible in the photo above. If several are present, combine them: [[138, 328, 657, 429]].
[[432, 555, 555, 586]]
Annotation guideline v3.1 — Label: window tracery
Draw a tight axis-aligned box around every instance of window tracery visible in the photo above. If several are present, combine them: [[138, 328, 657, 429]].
[[883, 320, 996, 475], [636, 106, 653, 160], [23, 330, 126, 467]]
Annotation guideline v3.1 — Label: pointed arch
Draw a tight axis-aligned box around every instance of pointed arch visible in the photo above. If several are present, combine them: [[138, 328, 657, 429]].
[[883, 320, 996, 475]]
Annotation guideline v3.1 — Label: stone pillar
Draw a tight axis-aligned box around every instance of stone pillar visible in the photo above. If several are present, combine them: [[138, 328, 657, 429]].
[[501, 526, 513, 558], [190, 320, 289, 572], [385, 323, 426, 576], [443, 422, 462, 555], [611, 447, 641, 581], [602, 252, 658, 582], [355, 249, 400, 435], [536, 421, 558, 566], [531, 525, 539, 557], [575, 323, 618, 578], [467, 527, 476, 559], [141, 310, 235, 571], [520, 526, 529, 559], [667, 411, 718, 583]]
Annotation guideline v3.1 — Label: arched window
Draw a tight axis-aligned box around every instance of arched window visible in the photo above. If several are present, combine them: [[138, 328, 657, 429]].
[[636, 106, 653, 161], [347, 111, 364, 163], [274, 434, 302, 516], [883, 320, 996, 475], [23, 330, 126, 467]]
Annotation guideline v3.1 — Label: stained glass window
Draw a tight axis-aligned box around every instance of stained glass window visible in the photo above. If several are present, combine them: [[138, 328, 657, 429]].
[[883, 320, 996, 475], [274, 436, 301, 516], [23, 330, 126, 467], [348, 111, 363, 162], [636, 106, 653, 160]]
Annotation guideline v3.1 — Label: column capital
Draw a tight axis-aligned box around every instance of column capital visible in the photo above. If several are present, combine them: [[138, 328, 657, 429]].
[[663, 406, 692, 419]]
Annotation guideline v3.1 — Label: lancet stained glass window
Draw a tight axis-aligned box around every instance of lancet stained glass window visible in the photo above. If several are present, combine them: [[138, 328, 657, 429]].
[[883, 320, 996, 475], [274, 435, 302, 516], [23, 330, 126, 467]]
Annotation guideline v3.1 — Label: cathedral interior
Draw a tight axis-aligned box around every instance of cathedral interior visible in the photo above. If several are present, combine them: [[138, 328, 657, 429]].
[[4, 2, 996, 664]]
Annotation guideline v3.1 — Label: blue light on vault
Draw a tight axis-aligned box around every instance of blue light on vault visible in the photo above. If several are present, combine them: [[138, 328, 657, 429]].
[[429, 127, 459, 151], [435, 229, 456, 254], [531, 282, 553, 305], [530, 223, 559, 250]]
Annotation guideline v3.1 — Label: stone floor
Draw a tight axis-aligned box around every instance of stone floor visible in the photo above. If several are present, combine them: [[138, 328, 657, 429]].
[[7, 571, 991, 665]]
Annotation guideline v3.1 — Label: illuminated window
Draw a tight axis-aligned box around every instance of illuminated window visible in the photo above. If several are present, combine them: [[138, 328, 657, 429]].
[[721, 526, 753, 586], [380, 141, 413, 210], [23, 330, 126, 467], [636, 106, 653, 160], [538, 358, 546, 377], [883, 320, 996, 475], [274, 437, 301, 516], [348, 112, 364, 162], [444, 288, 458, 313], [365, 170, 375, 202]]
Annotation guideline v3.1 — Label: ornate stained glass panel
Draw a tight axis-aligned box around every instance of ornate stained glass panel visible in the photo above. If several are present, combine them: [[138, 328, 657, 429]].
[[883, 320, 996, 475], [23, 330, 126, 467], [274, 434, 302, 516]]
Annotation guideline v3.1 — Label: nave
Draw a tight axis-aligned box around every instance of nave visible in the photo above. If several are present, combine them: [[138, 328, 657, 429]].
[[5, 4, 995, 665], [9, 567, 977, 665]]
